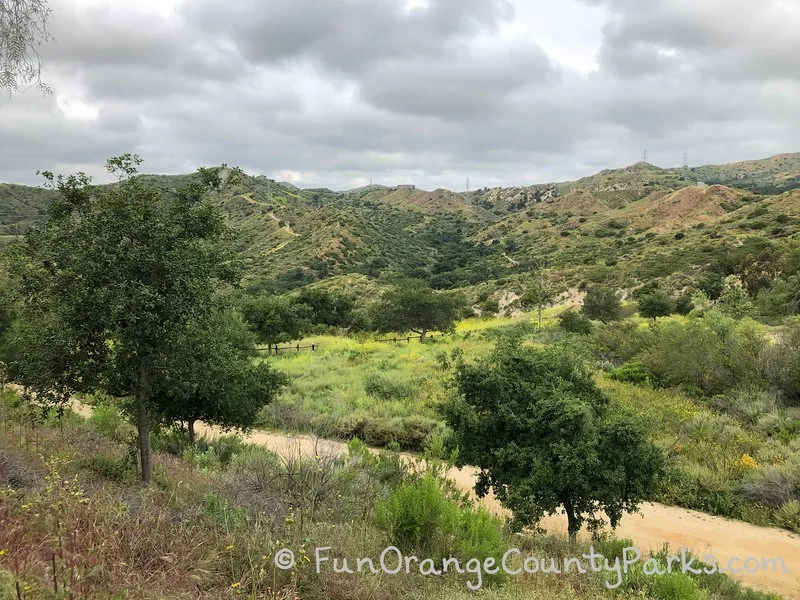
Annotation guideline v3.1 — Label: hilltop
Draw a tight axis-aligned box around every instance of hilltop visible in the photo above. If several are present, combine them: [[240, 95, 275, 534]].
[[1, 152, 799, 299]]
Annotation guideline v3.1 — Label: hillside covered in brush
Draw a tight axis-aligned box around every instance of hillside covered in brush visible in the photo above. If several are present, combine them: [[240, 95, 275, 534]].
[[1, 153, 799, 303]]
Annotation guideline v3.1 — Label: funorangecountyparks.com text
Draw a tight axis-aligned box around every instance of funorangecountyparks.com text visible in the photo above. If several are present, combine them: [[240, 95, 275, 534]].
[[271, 545, 790, 591]]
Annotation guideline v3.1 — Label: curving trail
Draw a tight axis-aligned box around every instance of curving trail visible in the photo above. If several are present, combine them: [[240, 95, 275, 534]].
[[64, 399, 800, 599], [196, 422, 800, 600]]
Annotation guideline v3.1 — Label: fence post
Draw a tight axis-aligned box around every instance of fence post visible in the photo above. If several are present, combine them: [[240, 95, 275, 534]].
[[312, 344, 315, 351], [296, 343, 300, 351]]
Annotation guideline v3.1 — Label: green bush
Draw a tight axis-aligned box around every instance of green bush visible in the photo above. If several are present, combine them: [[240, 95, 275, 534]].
[[590, 321, 654, 366], [87, 404, 135, 443], [608, 361, 657, 386], [375, 472, 506, 579], [364, 373, 419, 400], [77, 455, 137, 483], [641, 312, 767, 396], [774, 499, 800, 532], [558, 309, 593, 334], [183, 445, 222, 472]]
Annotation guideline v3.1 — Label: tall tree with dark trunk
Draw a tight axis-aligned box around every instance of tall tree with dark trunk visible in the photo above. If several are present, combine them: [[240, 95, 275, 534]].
[[442, 340, 664, 540], [7, 155, 241, 483]]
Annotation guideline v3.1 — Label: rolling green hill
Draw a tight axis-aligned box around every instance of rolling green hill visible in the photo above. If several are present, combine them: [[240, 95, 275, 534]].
[[1, 153, 799, 302]]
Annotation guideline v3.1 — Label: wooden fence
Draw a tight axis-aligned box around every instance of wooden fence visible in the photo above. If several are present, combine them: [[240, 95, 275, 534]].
[[257, 343, 318, 355], [256, 332, 449, 355], [373, 332, 448, 344]]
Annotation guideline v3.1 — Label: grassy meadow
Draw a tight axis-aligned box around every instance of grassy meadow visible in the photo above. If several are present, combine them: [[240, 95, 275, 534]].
[[259, 310, 800, 536]]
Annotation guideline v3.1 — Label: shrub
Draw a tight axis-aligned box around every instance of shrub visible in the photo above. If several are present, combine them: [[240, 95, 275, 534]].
[[375, 472, 506, 573], [212, 434, 247, 467], [558, 309, 593, 334], [87, 404, 135, 443], [590, 321, 654, 366], [737, 468, 796, 509], [608, 361, 657, 386], [765, 323, 800, 406], [182, 445, 222, 472], [77, 455, 137, 483], [641, 313, 767, 396], [774, 499, 800, 532], [364, 373, 419, 400]]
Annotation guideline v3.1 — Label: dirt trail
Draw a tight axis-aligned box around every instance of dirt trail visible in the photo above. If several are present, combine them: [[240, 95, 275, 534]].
[[67, 401, 800, 598], [195, 423, 800, 600]]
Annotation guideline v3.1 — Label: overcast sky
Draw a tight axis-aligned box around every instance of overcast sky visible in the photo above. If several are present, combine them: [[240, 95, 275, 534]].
[[1, 0, 798, 191]]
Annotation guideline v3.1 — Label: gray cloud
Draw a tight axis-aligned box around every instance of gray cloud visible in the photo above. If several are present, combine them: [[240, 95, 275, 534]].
[[0, 0, 798, 191]]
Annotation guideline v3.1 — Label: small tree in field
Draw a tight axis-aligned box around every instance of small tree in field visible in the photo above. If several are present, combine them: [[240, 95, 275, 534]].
[[372, 280, 466, 341], [638, 290, 674, 321], [582, 284, 621, 323], [442, 342, 664, 539], [241, 294, 311, 352], [520, 274, 556, 328], [7, 155, 273, 483], [153, 306, 287, 442]]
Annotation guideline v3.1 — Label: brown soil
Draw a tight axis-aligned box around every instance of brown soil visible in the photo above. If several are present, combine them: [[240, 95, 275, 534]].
[[66, 400, 800, 599]]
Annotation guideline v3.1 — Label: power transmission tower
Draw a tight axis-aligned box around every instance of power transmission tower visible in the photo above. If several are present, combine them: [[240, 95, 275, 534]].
[[466, 177, 470, 192], [642, 150, 648, 163], [683, 153, 688, 168]]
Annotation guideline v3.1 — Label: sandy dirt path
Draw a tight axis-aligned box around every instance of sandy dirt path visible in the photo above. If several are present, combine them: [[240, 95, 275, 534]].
[[64, 400, 800, 598], [195, 422, 800, 599]]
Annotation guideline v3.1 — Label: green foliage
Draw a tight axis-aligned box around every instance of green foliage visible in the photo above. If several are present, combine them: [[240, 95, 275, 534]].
[[371, 279, 466, 339], [558, 309, 594, 334], [641, 313, 768, 396], [443, 342, 664, 539], [363, 372, 419, 400], [582, 284, 621, 323], [87, 403, 135, 444], [608, 362, 657, 386], [295, 286, 354, 328], [6, 156, 247, 482], [241, 293, 312, 347], [638, 290, 675, 320], [590, 321, 654, 366], [765, 322, 800, 406], [717, 276, 755, 319], [153, 306, 287, 441], [375, 472, 506, 575]]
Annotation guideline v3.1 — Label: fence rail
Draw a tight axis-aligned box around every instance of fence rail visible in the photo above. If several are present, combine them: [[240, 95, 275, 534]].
[[256, 332, 449, 355], [373, 332, 447, 343], [256, 343, 318, 355]]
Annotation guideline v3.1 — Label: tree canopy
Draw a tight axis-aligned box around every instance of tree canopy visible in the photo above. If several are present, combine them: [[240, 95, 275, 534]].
[[241, 293, 312, 350], [442, 341, 664, 539], [371, 279, 466, 341], [638, 290, 675, 321], [582, 284, 622, 323], [6, 155, 282, 482]]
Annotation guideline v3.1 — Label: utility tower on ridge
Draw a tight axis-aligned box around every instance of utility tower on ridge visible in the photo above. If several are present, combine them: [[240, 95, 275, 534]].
[[683, 153, 688, 168], [642, 150, 648, 163], [466, 177, 470, 192]]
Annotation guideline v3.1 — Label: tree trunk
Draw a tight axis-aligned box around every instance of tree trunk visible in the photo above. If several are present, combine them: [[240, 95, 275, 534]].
[[136, 365, 152, 484], [420, 329, 427, 342], [187, 418, 196, 444], [564, 499, 579, 541]]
